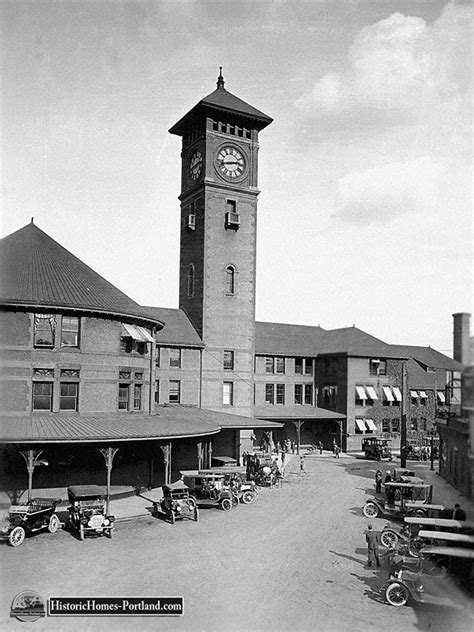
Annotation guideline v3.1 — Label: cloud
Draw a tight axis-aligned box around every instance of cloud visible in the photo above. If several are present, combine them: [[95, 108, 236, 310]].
[[333, 156, 440, 225], [296, 2, 471, 124]]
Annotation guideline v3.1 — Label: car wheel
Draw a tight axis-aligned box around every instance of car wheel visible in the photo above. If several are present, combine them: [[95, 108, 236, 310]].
[[188, 497, 197, 509], [48, 514, 60, 533], [221, 498, 232, 511], [385, 582, 409, 607], [381, 530, 398, 548], [231, 495, 239, 508], [413, 508, 426, 518], [241, 491, 255, 504], [363, 502, 379, 518], [79, 524, 84, 541], [408, 540, 423, 557], [194, 507, 199, 522], [9, 526, 26, 547]]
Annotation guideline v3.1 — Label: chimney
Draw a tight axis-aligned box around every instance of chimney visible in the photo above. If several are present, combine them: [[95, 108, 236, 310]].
[[453, 312, 470, 364]]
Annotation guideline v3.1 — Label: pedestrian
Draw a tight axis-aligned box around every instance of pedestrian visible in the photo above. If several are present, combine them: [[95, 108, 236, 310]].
[[281, 451, 286, 468], [299, 455, 308, 475], [375, 469, 383, 494], [291, 440, 295, 454], [332, 439, 336, 454], [365, 524, 381, 568], [318, 441, 323, 455], [334, 444, 340, 458], [285, 438, 290, 453], [453, 503, 467, 521], [384, 469, 392, 484]]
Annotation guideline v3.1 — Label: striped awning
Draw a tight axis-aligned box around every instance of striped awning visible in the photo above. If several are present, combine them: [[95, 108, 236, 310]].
[[355, 418, 366, 431], [392, 387, 402, 402], [365, 386, 378, 400], [383, 386, 394, 402], [355, 386, 367, 400], [366, 419, 377, 431], [121, 323, 154, 342]]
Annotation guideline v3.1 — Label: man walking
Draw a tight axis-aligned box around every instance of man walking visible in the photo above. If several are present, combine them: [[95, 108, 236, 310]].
[[365, 524, 381, 568], [299, 455, 308, 475]]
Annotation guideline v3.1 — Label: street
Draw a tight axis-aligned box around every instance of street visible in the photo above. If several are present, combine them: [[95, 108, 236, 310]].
[[1, 454, 472, 632]]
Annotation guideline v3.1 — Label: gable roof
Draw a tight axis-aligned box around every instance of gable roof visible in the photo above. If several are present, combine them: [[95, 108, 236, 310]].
[[316, 327, 407, 358], [390, 345, 463, 372], [0, 222, 163, 328], [169, 74, 272, 136], [143, 307, 203, 347]]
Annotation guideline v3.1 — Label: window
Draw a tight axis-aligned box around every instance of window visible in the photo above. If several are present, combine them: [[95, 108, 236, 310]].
[[60, 383, 78, 411], [155, 346, 160, 367], [276, 384, 285, 405], [34, 314, 56, 348], [226, 199, 236, 213], [169, 380, 180, 403], [323, 386, 337, 407], [383, 386, 394, 406], [295, 384, 303, 405], [265, 357, 274, 373], [224, 350, 234, 370], [133, 384, 142, 411], [304, 384, 313, 405], [155, 380, 160, 404], [419, 391, 428, 405], [33, 368, 54, 377], [118, 384, 130, 410], [295, 357, 312, 375], [391, 419, 400, 433], [225, 266, 235, 296], [410, 390, 419, 406], [223, 381, 234, 406], [120, 324, 152, 355], [265, 384, 275, 404], [411, 419, 418, 431], [355, 418, 366, 434], [369, 358, 387, 376], [355, 385, 367, 406], [382, 419, 391, 433], [169, 348, 181, 368], [187, 265, 195, 298], [32, 382, 53, 411], [275, 357, 285, 374], [61, 316, 80, 347]]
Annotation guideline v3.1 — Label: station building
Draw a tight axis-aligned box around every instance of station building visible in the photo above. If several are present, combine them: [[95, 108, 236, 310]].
[[0, 71, 465, 495]]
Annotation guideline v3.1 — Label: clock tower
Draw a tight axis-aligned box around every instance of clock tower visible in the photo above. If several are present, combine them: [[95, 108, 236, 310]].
[[169, 70, 272, 416]]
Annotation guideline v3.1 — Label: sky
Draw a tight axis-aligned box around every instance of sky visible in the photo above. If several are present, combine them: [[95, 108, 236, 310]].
[[1, 0, 472, 357]]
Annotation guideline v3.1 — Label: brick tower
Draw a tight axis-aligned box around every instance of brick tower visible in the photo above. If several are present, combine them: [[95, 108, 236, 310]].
[[169, 69, 272, 416]]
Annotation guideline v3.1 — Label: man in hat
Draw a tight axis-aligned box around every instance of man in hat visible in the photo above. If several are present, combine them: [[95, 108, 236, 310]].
[[365, 524, 381, 568]]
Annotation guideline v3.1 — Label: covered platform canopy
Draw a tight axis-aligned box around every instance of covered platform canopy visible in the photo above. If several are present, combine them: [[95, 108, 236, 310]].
[[0, 405, 282, 444]]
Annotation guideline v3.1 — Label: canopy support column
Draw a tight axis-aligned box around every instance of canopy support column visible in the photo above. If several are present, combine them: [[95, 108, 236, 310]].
[[20, 449, 49, 503], [161, 442, 172, 484], [99, 447, 118, 515]]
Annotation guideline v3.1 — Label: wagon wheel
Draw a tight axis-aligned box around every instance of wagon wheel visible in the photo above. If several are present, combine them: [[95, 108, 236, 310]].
[[241, 490, 255, 505], [381, 530, 399, 548], [8, 526, 26, 547], [385, 582, 409, 607], [194, 507, 199, 522], [48, 514, 60, 533], [363, 502, 379, 518], [79, 524, 85, 541], [220, 498, 232, 511]]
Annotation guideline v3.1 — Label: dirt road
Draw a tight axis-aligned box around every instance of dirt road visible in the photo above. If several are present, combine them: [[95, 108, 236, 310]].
[[1, 455, 472, 632]]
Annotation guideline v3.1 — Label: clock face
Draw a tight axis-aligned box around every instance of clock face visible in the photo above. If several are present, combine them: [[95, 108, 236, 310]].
[[189, 150, 203, 181], [216, 146, 246, 179]]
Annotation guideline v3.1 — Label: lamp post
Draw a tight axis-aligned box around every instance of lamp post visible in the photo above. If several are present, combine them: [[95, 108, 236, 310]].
[[20, 450, 49, 503]]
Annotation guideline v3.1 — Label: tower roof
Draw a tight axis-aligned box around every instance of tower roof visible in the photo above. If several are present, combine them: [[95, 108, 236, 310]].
[[0, 221, 164, 327], [169, 68, 273, 136]]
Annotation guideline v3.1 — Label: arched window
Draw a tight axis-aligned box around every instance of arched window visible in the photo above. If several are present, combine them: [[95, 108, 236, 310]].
[[187, 264, 195, 298], [225, 266, 235, 296]]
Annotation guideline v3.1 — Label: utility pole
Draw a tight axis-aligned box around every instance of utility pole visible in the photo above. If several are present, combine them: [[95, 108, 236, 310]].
[[431, 375, 437, 471], [400, 361, 407, 468]]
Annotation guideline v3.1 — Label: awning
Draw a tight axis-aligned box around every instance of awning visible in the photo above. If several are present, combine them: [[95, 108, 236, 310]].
[[437, 391, 446, 403], [410, 390, 419, 398], [419, 391, 428, 398], [355, 418, 366, 431], [355, 386, 367, 400], [383, 386, 394, 402], [366, 419, 377, 432], [365, 386, 378, 400], [121, 323, 154, 343], [392, 387, 402, 401]]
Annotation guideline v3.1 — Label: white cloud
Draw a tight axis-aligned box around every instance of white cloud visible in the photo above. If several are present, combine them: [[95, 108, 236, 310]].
[[297, 2, 471, 123], [333, 156, 440, 224]]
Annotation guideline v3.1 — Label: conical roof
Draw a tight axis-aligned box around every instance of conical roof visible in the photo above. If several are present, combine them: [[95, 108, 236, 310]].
[[169, 70, 272, 136], [0, 221, 163, 327]]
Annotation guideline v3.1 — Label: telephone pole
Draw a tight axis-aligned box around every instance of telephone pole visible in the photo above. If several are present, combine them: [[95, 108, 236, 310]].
[[400, 361, 407, 468]]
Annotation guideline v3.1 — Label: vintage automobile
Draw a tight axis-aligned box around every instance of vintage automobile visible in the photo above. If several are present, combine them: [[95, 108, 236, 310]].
[[382, 545, 474, 608], [409, 530, 474, 556], [391, 468, 424, 484], [363, 481, 433, 519], [67, 485, 115, 540], [155, 481, 198, 524], [380, 516, 464, 552], [362, 438, 392, 461], [199, 468, 259, 504], [180, 471, 239, 511], [0, 498, 61, 547]]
